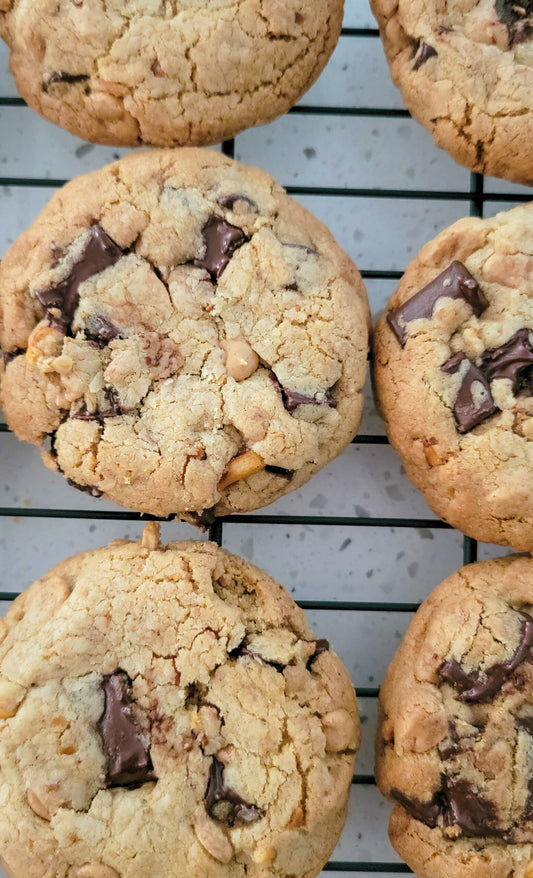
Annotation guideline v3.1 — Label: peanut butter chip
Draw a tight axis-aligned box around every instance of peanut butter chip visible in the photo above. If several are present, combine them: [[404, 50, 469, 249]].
[[0, 679, 25, 718], [218, 450, 265, 490], [26, 789, 51, 821], [221, 338, 259, 381]]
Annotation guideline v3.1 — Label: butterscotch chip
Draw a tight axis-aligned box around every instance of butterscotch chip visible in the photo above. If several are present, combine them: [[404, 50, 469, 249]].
[[0, 1, 343, 147], [373, 203, 533, 551], [0, 148, 369, 521], [0, 525, 359, 877], [376, 555, 533, 878], [371, 0, 533, 183]]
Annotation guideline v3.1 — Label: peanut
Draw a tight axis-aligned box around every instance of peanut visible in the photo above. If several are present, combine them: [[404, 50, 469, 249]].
[[26, 322, 64, 366], [26, 790, 51, 821], [193, 810, 233, 864], [218, 450, 264, 490], [0, 679, 25, 718], [221, 338, 258, 382], [141, 522, 161, 551]]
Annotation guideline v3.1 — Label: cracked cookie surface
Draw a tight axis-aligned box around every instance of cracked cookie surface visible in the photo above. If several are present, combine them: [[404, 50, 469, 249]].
[[0, 523, 359, 878], [0, 148, 369, 520], [373, 202, 533, 551], [0, 0, 343, 147], [370, 0, 533, 183], [376, 555, 533, 878]]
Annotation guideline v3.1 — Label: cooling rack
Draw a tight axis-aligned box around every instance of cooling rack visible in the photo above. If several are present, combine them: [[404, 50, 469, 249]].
[[0, 1, 532, 875]]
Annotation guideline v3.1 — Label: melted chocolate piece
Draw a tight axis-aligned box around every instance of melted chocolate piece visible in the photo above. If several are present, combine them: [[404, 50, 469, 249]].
[[270, 373, 336, 413], [187, 508, 216, 531], [495, 0, 533, 45], [72, 388, 128, 422], [391, 789, 441, 827], [413, 41, 438, 70], [387, 262, 488, 346], [35, 225, 123, 332], [2, 348, 23, 367], [517, 715, 533, 735], [66, 478, 102, 498], [98, 672, 156, 788], [229, 638, 285, 672], [193, 216, 248, 281], [217, 194, 257, 212], [442, 777, 503, 838], [481, 329, 533, 394], [441, 352, 498, 433], [85, 314, 121, 344], [264, 465, 294, 479], [45, 71, 89, 90], [205, 757, 263, 825], [283, 242, 320, 257], [306, 638, 330, 669], [440, 612, 533, 702]]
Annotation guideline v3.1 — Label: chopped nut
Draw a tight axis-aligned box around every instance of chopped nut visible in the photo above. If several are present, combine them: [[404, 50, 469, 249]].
[[218, 450, 265, 490], [26, 322, 64, 366], [27, 789, 51, 821], [422, 437, 441, 467], [141, 522, 161, 551], [321, 708, 357, 752], [524, 862, 533, 878], [68, 865, 120, 878], [193, 808, 234, 863], [0, 678, 25, 718], [221, 338, 259, 381]]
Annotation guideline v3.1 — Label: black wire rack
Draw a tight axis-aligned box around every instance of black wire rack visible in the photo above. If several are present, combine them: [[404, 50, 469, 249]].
[[0, 7, 531, 876]]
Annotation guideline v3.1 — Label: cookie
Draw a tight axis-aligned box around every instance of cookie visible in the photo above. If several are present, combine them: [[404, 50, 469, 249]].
[[0, 148, 369, 520], [0, 522, 359, 878], [0, 0, 343, 147], [375, 554, 533, 878], [370, 0, 533, 183], [373, 202, 533, 551]]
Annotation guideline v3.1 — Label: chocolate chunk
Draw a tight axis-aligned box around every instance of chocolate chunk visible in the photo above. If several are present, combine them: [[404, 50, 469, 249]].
[[264, 465, 294, 479], [205, 757, 263, 825], [186, 508, 216, 531], [442, 777, 502, 838], [441, 352, 498, 433], [35, 225, 123, 332], [45, 72, 89, 90], [72, 388, 128, 422], [66, 478, 102, 498], [270, 372, 336, 412], [495, 0, 533, 45], [387, 262, 488, 346], [440, 612, 533, 702], [217, 194, 257, 212], [2, 348, 23, 367], [481, 329, 533, 394], [85, 314, 121, 344], [98, 671, 156, 788], [193, 216, 248, 281], [306, 638, 330, 669], [517, 715, 533, 735], [413, 41, 438, 70], [391, 788, 441, 828], [283, 242, 319, 257], [229, 638, 285, 672]]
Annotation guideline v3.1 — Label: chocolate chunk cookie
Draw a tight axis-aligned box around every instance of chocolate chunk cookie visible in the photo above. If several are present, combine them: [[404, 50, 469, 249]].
[[376, 554, 533, 878], [373, 202, 533, 551], [0, 523, 359, 878], [0, 148, 369, 519], [370, 0, 533, 183], [0, 0, 343, 147]]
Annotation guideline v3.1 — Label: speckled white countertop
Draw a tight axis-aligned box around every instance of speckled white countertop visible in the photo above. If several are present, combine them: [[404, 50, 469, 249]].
[[0, 2, 531, 875]]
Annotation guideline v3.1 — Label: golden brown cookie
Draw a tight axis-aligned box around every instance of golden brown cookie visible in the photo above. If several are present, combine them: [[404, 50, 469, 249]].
[[376, 554, 533, 878], [0, 523, 359, 878], [0, 148, 370, 521], [373, 202, 533, 551], [0, 0, 344, 147], [370, 0, 533, 183]]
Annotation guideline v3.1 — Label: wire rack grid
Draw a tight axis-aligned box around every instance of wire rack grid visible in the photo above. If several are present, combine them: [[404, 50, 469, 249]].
[[0, 1, 531, 875]]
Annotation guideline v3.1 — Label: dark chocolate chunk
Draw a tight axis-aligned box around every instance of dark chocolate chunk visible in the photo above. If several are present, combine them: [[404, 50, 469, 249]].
[[442, 777, 502, 838], [306, 638, 330, 669], [270, 372, 336, 412], [85, 314, 121, 344], [193, 216, 248, 281], [481, 329, 533, 394], [413, 41, 438, 70], [66, 478, 102, 498], [72, 388, 128, 422], [283, 242, 319, 257], [217, 194, 257, 212], [440, 612, 533, 702], [98, 671, 156, 788], [229, 638, 285, 672], [495, 0, 533, 45], [35, 225, 123, 332], [45, 71, 90, 90], [264, 465, 294, 479], [391, 788, 441, 828], [387, 262, 488, 346], [186, 508, 217, 531], [441, 352, 498, 433], [517, 715, 533, 735], [205, 757, 263, 825]]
